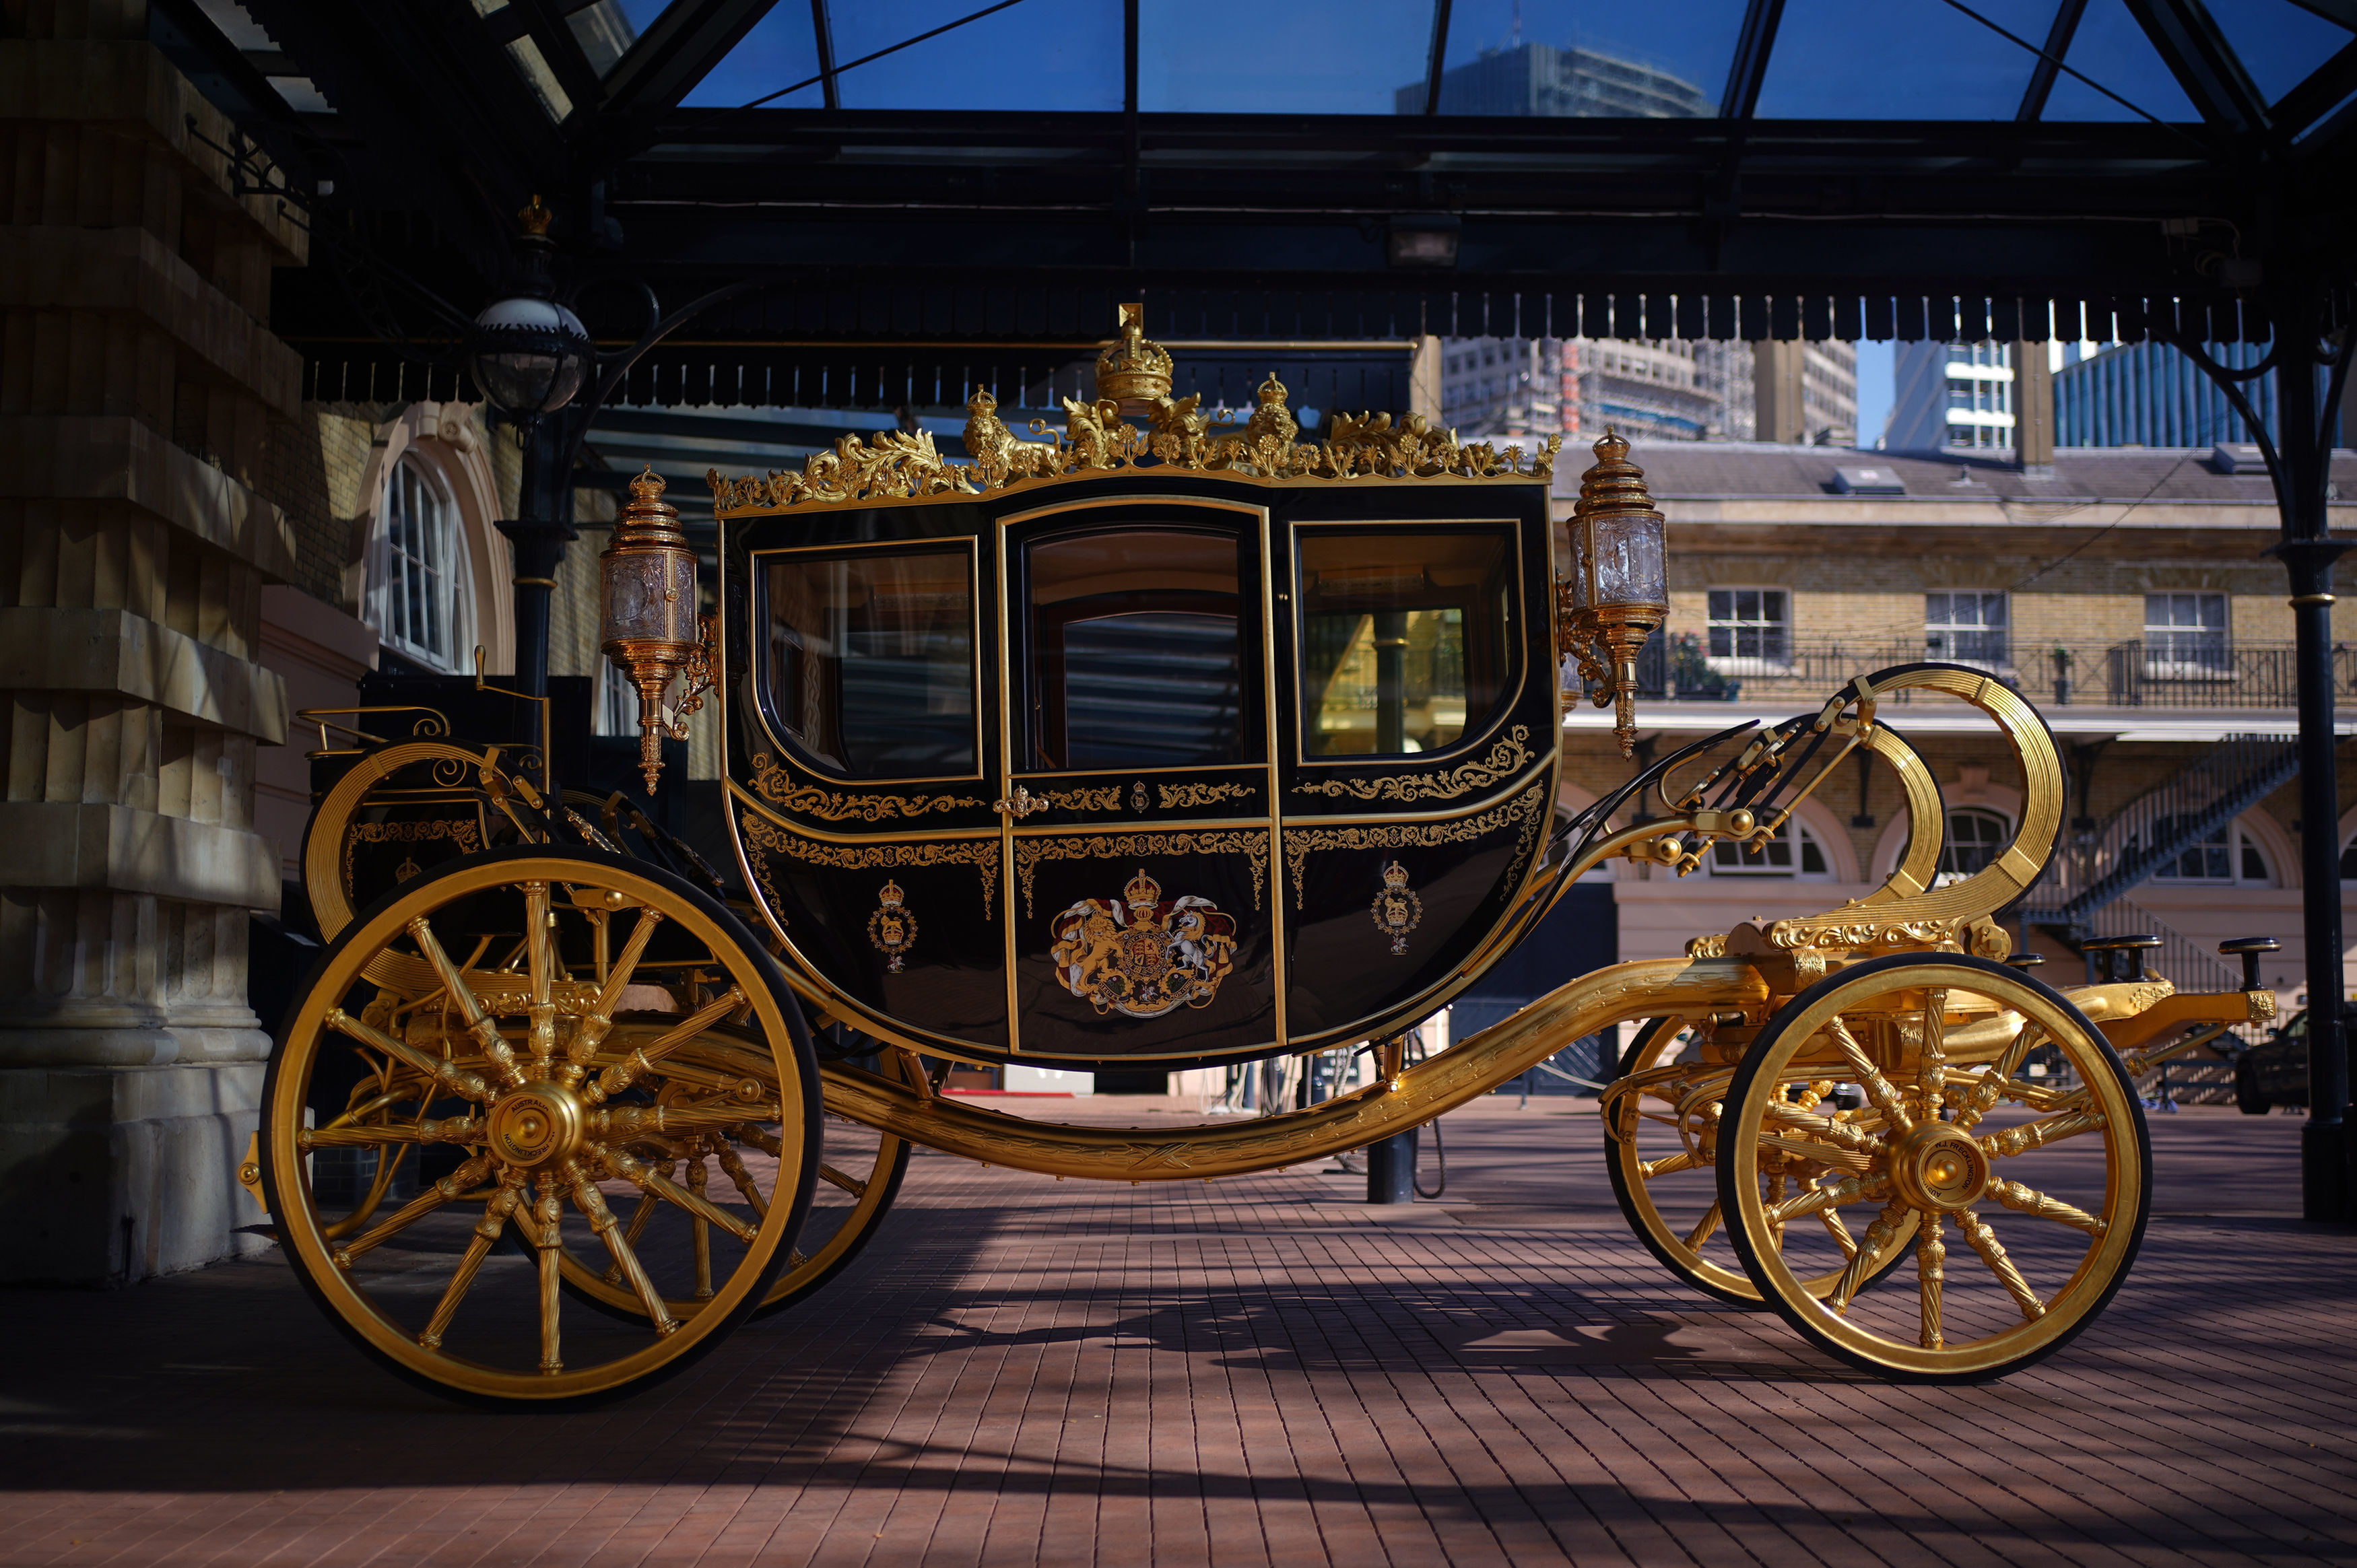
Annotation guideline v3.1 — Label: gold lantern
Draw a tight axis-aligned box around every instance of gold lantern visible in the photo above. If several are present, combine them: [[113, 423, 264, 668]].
[[1559, 429, 1668, 758], [599, 467, 712, 793]]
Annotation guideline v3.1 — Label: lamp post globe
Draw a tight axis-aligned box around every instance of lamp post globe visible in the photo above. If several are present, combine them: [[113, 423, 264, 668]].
[[467, 293, 593, 419]]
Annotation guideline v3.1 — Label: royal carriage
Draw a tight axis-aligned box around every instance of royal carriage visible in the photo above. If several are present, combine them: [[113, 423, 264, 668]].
[[251, 309, 2272, 1406]]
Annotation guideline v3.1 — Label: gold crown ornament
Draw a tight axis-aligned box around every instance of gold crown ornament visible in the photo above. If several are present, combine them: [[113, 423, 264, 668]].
[[1559, 429, 1669, 759], [1094, 302, 1174, 411], [1123, 868, 1164, 910]]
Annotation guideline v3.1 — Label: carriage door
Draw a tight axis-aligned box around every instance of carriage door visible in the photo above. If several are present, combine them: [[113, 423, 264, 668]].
[[997, 500, 1280, 1062]]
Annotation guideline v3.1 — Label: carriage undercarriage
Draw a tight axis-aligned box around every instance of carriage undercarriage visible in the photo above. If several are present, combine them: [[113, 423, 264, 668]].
[[250, 319, 2271, 1406]]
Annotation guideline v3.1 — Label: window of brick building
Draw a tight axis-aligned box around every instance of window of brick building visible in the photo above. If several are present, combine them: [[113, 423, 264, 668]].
[[369, 453, 470, 673], [1706, 816, 1831, 878], [1937, 806, 2012, 883], [1925, 591, 2007, 668], [1706, 588, 1789, 669], [2144, 592, 2229, 676]]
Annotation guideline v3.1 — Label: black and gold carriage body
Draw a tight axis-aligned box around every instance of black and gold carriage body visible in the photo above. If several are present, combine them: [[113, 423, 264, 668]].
[[721, 471, 1562, 1072]]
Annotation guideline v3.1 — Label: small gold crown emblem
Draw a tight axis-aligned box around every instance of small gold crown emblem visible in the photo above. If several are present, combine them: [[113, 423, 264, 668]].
[[1123, 868, 1163, 908], [1094, 302, 1174, 408], [1381, 860, 1411, 890], [877, 878, 906, 908]]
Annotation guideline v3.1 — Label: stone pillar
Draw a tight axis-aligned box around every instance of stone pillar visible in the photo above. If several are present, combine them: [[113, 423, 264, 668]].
[[0, 3, 304, 1285], [1753, 341, 1807, 444], [1409, 334, 1443, 426]]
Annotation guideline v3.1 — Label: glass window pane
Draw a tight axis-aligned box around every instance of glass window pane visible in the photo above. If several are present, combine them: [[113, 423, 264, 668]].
[[1299, 529, 1514, 758], [1141, 0, 1431, 113], [764, 547, 976, 777], [567, 0, 668, 77], [1430, 1, 1740, 116], [1028, 529, 1244, 770], [2040, 0, 2200, 120], [1754, 0, 2056, 119], [681, 5, 824, 108], [2210, 0, 2351, 105], [829, 0, 1123, 110]]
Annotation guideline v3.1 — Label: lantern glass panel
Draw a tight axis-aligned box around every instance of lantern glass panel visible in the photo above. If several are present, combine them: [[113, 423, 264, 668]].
[[1587, 512, 1666, 609]]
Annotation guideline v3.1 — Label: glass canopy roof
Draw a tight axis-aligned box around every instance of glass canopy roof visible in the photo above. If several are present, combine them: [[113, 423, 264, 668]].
[[550, 0, 2352, 129]]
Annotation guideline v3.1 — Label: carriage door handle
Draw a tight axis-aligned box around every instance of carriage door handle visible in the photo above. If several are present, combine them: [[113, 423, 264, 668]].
[[993, 786, 1048, 818]]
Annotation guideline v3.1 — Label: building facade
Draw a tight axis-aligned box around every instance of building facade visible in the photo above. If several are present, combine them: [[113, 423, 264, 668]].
[[1437, 336, 1861, 448], [1399, 41, 1709, 118], [2055, 339, 2280, 448], [1887, 340, 2018, 450]]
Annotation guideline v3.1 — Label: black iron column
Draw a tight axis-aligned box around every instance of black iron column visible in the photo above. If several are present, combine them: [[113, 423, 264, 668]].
[[497, 414, 578, 697], [1366, 1128, 1418, 1204]]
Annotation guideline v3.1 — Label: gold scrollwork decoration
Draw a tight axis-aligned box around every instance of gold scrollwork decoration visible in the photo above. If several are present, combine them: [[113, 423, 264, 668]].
[[748, 752, 984, 823], [1015, 830, 1269, 917], [1284, 780, 1548, 908], [737, 811, 999, 915], [1292, 726, 1535, 804], [1044, 786, 1125, 813], [710, 375, 1561, 517], [342, 817, 482, 890], [1158, 781, 1255, 811]]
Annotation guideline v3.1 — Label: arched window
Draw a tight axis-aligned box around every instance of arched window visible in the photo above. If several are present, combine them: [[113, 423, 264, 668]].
[[595, 658, 639, 739], [2149, 819, 2273, 885], [370, 454, 469, 672], [1706, 817, 1832, 879], [1937, 806, 2013, 883]]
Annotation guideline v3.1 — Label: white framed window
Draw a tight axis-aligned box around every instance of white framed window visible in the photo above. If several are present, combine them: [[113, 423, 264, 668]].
[[1925, 592, 2007, 669], [1706, 588, 1789, 669], [2144, 592, 2229, 677], [1706, 817, 1831, 879], [595, 658, 640, 738], [369, 454, 469, 672], [2149, 820, 2273, 885], [1937, 806, 2012, 884]]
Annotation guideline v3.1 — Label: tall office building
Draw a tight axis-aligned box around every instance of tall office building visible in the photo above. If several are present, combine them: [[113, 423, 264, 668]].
[[1397, 41, 1712, 118], [1886, 341, 2018, 451], [2054, 340, 2279, 448], [1437, 337, 1751, 445]]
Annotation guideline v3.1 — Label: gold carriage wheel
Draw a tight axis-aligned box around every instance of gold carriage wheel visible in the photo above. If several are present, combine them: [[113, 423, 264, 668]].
[[1605, 1017, 1916, 1309], [1717, 953, 2150, 1382], [535, 1030, 914, 1322], [262, 846, 821, 1408]]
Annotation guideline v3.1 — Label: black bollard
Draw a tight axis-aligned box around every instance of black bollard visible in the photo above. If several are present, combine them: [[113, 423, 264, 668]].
[[1366, 1128, 1418, 1204]]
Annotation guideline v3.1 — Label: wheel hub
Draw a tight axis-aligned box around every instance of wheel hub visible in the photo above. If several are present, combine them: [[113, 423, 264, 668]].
[[1888, 1122, 1991, 1212], [487, 1083, 586, 1171]]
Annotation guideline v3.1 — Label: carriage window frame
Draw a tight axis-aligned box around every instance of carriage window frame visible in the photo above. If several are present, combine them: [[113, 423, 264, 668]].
[[1014, 518, 1258, 775], [750, 536, 986, 784], [1290, 519, 1525, 768]]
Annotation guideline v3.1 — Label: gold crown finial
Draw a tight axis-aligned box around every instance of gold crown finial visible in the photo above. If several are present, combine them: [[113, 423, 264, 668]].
[[1258, 370, 1288, 404], [627, 465, 665, 502], [519, 195, 553, 237], [1094, 302, 1174, 409], [1576, 427, 1654, 520], [1123, 868, 1163, 908], [1381, 859, 1411, 889], [615, 465, 686, 551], [878, 878, 906, 908], [1593, 425, 1630, 463]]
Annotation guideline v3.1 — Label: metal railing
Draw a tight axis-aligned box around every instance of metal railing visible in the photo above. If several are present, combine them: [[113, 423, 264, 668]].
[[1611, 635, 2348, 708]]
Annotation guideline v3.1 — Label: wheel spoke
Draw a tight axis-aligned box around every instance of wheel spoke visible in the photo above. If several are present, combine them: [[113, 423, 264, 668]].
[[604, 1146, 760, 1243], [1816, 1200, 1859, 1260], [565, 1159, 677, 1334], [688, 1150, 715, 1300], [1956, 1207, 2047, 1320], [1988, 1178, 2107, 1235], [563, 908, 667, 1087], [407, 915, 528, 1091], [523, 881, 559, 1070], [1832, 1198, 1911, 1311], [715, 1141, 771, 1219], [601, 1161, 672, 1284], [1764, 1171, 1880, 1227], [534, 1175, 564, 1373], [1979, 1109, 2107, 1159], [1953, 1025, 2045, 1132], [418, 1173, 525, 1350], [1682, 1201, 1722, 1250], [336, 1153, 494, 1268], [1825, 1017, 1915, 1138], [586, 989, 747, 1104], [1638, 1149, 1703, 1179], [1764, 1173, 1787, 1251], [325, 1007, 490, 1101], [1917, 1213, 1946, 1350]]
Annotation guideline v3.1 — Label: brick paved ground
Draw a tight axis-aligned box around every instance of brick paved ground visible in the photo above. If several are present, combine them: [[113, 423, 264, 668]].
[[3, 1100, 2353, 1566]]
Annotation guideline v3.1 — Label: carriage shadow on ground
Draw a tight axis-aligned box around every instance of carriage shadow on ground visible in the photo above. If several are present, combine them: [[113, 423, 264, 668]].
[[1, 1102, 2353, 1565]]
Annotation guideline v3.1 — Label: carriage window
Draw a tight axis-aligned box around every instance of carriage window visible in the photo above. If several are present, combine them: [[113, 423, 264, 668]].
[[763, 547, 975, 777], [1298, 529, 1513, 757], [1025, 528, 1244, 770]]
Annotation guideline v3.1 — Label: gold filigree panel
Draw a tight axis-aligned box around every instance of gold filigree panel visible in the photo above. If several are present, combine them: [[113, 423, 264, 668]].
[[1015, 831, 1270, 917], [738, 811, 999, 916], [1292, 726, 1535, 805], [1284, 780, 1548, 908], [1044, 786, 1124, 812], [342, 816, 482, 889], [748, 752, 984, 822], [1158, 781, 1255, 811]]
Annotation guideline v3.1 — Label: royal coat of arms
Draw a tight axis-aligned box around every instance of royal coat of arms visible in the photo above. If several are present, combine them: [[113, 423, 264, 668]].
[[1049, 868, 1238, 1019]]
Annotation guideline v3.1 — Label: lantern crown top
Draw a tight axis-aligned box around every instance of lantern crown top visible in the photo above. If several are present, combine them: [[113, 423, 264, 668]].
[[1094, 302, 1174, 406], [1574, 426, 1659, 520], [517, 194, 554, 238], [612, 465, 688, 550]]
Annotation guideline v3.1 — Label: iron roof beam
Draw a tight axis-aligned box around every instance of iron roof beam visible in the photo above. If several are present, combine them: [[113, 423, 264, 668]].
[[2121, 0, 2272, 136], [602, 0, 783, 116]]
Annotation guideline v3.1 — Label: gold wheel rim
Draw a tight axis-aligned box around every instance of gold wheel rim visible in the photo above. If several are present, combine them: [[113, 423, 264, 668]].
[[267, 854, 808, 1402], [1724, 959, 2144, 1378], [1611, 1019, 1915, 1303]]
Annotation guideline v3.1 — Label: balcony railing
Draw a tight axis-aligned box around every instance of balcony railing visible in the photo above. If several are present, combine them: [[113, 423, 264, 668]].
[[1605, 635, 2350, 708]]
